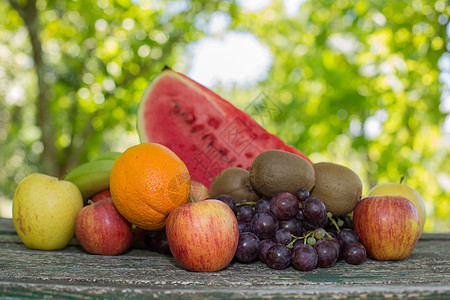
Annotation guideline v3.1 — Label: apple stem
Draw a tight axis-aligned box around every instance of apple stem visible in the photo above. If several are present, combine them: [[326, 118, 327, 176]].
[[400, 176, 405, 184], [87, 199, 94, 205]]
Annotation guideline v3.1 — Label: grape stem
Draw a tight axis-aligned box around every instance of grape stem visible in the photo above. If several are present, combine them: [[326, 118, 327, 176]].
[[327, 212, 341, 233], [236, 202, 257, 207], [345, 213, 353, 221], [287, 232, 313, 248]]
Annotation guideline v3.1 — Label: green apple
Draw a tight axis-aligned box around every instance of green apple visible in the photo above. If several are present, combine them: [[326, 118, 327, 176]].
[[367, 179, 426, 235], [13, 173, 84, 250]]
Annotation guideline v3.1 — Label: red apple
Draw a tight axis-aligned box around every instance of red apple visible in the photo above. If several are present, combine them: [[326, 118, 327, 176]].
[[166, 199, 239, 272], [190, 180, 209, 202], [353, 195, 420, 261], [91, 189, 111, 203], [75, 198, 133, 255]]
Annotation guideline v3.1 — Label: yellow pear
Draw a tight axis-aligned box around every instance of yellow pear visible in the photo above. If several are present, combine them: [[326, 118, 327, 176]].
[[367, 179, 426, 235], [13, 173, 83, 250]]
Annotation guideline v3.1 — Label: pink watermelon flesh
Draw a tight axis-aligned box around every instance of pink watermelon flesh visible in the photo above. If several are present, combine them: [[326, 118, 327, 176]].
[[137, 68, 311, 188]]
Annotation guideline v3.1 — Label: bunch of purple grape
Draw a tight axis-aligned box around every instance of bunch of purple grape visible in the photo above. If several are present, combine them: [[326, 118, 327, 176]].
[[216, 189, 367, 271]]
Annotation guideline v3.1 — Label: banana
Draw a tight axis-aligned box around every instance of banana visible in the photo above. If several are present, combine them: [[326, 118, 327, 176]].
[[92, 151, 122, 162], [64, 160, 115, 200]]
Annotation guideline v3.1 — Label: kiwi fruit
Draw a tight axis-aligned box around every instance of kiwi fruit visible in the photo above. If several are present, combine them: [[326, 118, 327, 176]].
[[210, 167, 260, 204], [310, 162, 362, 216], [249, 150, 315, 197]]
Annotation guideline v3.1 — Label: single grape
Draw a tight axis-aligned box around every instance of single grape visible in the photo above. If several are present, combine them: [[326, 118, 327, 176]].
[[235, 232, 260, 262], [266, 244, 291, 270], [275, 229, 292, 245], [238, 220, 251, 234], [303, 197, 328, 229], [255, 197, 271, 213], [251, 212, 279, 239], [338, 228, 360, 247], [295, 208, 305, 221], [270, 192, 299, 220], [314, 240, 337, 268], [278, 218, 303, 236], [307, 236, 317, 246], [344, 242, 367, 265], [291, 243, 318, 271], [258, 238, 277, 263], [237, 205, 254, 222], [326, 237, 344, 261], [313, 228, 326, 240], [215, 194, 238, 215], [296, 188, 310, 203], [303, 197, 326, 219]]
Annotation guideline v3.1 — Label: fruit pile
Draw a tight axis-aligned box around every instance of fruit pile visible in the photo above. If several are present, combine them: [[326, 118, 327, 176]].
[[142, 148, 422, 271], [11, 68, 425, 274], [206, 149, 367, 271]]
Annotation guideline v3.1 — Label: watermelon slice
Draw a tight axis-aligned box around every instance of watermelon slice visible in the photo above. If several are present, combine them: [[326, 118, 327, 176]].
[[137, 67, 311, 188]]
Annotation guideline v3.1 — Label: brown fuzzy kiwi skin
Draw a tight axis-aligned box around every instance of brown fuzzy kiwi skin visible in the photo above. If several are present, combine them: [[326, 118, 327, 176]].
[[310, 162, 362, 216], [209, 167, 260, 204], [249, 150, 315, 197]]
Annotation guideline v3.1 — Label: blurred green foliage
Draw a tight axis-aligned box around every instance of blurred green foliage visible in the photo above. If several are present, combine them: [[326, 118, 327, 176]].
[[0, 0, 449, 231]]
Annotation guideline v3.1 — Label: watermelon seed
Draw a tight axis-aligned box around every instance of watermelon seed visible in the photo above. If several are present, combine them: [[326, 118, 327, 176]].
[[190, 124, 204, 133], [207, 117, 220, 129], [218, 149, 227, 158], [184, 112, 196, 124], [171, 102, 181, 114], [201, 134, 215, 143]]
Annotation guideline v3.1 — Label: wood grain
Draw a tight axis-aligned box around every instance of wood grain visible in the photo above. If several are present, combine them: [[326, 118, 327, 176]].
[[1, 218, 449, 299]]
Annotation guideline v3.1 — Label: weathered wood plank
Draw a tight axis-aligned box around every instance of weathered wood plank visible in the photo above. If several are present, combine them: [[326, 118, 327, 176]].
[[0, 218, 449, 299]]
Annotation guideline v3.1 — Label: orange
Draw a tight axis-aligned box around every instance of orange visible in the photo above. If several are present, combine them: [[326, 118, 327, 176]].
[[110, 143, 190, 230]]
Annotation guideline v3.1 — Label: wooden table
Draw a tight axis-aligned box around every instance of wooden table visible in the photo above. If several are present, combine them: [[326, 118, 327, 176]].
[[0, 218, 449, 299]]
